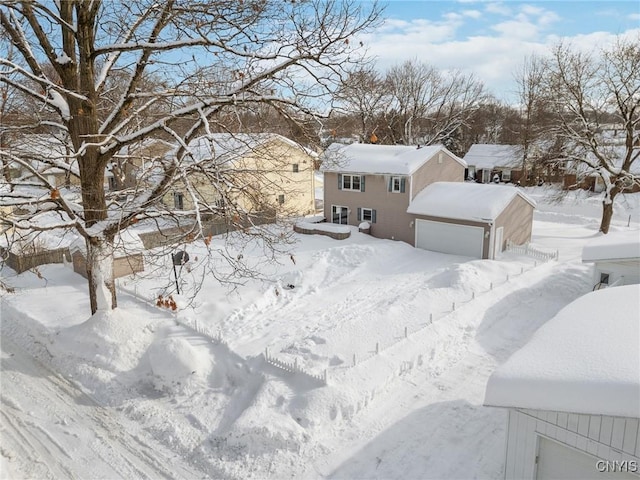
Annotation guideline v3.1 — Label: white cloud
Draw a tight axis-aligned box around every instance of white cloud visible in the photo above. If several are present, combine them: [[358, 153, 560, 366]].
[[485, 2, 512, 16], [358, 24, 640, 103], [629, 13, 640, 21], [462, 9, 483, 19]]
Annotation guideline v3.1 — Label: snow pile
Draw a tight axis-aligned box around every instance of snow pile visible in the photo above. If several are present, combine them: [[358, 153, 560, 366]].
[[484, 284, 640, 417], [53, 308, 154, 373], [582, 228, 640, 262], [148, 337, 213, 394], [295, 221, 350, 234]]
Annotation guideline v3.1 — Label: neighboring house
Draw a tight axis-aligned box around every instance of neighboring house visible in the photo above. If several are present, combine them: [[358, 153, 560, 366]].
[[321, 143, 466, 245], [108, 138, 175, 192], [407, 182, 536, 259], [582, 230, 640, 289], [463, 144, 523, 184], [164, 133, 316, 217], [563, 146, 640, 193], [484, 285, 640, 479], [1, 133, 79, 188]]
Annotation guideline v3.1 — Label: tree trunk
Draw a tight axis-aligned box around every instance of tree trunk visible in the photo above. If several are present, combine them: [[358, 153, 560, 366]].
[[599, 200, 614, 234], [86, 237, 117, 314]]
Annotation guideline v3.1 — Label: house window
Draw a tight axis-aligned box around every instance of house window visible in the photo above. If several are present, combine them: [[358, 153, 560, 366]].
[[342, 174, 362, 191], [390, 176, 404, 193], [108, 176, 117, 191], [600, 273, 610, 285], [278, 194, 285, 205], [358, 207, 376, 223], [502, 169, 511, 182], [331, 205, 348, 225], [292, 164, 299, 173], [174, 192, 184, 210]]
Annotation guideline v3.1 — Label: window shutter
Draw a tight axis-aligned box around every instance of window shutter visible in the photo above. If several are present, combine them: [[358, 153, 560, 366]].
[[388, 177, 392, 192], [360, 175, 365, 192], [338, 174, 342, 190], [372, 209, 377, 223], [357, 207, 362, 221], [400, 178, 406, 193]]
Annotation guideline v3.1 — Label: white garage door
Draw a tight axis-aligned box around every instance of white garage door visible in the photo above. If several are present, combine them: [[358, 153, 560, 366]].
[[415, 219, 484, 258], [536, 436, 638, 479]]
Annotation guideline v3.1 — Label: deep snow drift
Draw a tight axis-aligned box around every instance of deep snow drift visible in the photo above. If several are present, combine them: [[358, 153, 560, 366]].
[[1, 186, 638, 479]]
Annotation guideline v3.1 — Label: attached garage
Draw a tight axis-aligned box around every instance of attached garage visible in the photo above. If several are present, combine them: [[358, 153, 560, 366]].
[[415, 219, 484, 258], [407, 182, 536, 259]]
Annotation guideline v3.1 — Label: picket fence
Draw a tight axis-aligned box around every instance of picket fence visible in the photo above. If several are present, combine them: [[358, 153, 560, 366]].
[[506, 240, 559, 261], [264, 348, 327, 386]]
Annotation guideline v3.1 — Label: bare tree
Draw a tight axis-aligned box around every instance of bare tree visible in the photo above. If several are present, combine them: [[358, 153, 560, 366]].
[[334, 67, 388, 143], [385, 60, 486, 147], [0, 0, 381, 315], [545, 37, 640, 233]]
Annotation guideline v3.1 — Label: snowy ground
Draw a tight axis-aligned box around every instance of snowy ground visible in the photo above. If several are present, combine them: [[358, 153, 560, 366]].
[[1, 186, 638, 479]]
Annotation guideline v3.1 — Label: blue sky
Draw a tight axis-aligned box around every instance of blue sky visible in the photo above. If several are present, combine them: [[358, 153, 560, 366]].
[[359, 1, 640, 101]]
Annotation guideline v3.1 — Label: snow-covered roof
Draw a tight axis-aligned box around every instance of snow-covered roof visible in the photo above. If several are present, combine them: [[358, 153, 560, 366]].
[[407, 182, 536, 222], [484, 284, 640, 418], [321, 143, 466, 175], [582, 229, 640, 262], [463, 144, 522, 169], [183, 133, 304, 165]]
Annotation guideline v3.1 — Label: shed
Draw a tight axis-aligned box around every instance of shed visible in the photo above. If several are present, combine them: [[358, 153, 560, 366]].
[[406, 182, 535, 259], [484, 285, 640, 479], [582, 230, 640, 289]]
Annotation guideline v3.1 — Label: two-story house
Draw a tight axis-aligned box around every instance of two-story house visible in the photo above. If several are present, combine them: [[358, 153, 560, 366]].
[[322, 143, 536, 259], [321, 143, 466, 245], [164, 133, 316, 217]]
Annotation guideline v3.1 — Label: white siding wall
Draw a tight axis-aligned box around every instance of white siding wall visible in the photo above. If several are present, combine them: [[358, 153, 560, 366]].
[[504, 408, 640, 479], [593, 260, 640, 287]]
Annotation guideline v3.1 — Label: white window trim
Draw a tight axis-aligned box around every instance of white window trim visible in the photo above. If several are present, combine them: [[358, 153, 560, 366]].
[[502, 169, 511, 181], [391, 176, 402, 193], [361, 207, 373, 222], [342, 174, 362, 191], [331, 205, 349, 224]]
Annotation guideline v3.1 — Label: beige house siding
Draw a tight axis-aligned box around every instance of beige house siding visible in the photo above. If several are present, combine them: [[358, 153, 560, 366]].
[[410, 150, 465, 199], [323, 149, 465, 245], [494, 195, 534, 251], [323, 172, 415, 244], [163, 137, 315, 217]]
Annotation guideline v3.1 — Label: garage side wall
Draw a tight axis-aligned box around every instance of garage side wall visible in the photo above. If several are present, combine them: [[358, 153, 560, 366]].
[[411, 215, 490, 256], [503, 408, 640, 479], [592, 260, 640, 287], [494, 196, 534, 252]]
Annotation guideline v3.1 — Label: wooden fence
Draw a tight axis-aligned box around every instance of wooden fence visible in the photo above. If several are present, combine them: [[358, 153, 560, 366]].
[[1, 246, 71, 273]]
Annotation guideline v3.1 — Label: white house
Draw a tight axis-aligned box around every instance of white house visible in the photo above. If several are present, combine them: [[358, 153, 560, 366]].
[[463, 144, 523, 184], [582, 230, 640, 289], [484, 285, 640, 479]]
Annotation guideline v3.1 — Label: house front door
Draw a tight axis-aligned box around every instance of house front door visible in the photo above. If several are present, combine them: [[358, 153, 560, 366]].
[[331, 205, 348, 225]]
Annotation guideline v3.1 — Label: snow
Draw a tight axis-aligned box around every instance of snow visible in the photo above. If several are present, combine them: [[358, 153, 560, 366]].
[[295, 221, 350, 234], [48, 89, 71, 121], [321, 142, 466, 175], [408, 181, 536, 221], [582, 229, 640, 262], [184, 133, 303, 165], [463, 144, 522, 169], [1, 186, 639, 479], [484, 284, 640, 418]]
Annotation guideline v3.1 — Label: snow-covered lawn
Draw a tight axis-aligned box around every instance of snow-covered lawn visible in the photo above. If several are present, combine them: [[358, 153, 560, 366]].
[[1, 187, 639, 479]]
